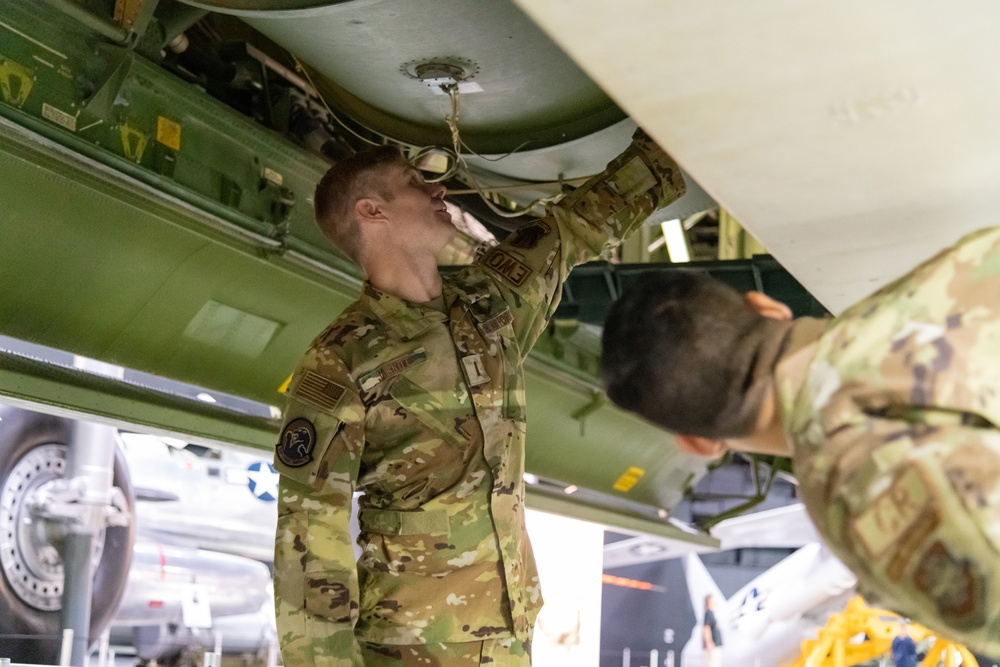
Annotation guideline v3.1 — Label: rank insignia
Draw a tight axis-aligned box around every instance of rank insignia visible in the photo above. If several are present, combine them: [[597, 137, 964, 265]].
[[276, 418, 316, 468], [462, 354, 490, 387]]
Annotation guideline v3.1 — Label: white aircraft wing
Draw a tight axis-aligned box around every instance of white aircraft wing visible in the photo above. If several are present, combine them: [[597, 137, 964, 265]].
[[514, 1, 1000, 312], [711, 504, 820, 551]]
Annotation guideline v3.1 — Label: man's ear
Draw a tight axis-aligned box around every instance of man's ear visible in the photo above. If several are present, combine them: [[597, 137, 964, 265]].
[[745, 291, 793, 321], [675, 435, 728, 459], [354, 197, 386, 225]]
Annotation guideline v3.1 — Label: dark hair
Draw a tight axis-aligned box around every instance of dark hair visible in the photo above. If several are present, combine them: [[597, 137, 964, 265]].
[[313, 145, 407, 263], [601, 272, 780, 438]]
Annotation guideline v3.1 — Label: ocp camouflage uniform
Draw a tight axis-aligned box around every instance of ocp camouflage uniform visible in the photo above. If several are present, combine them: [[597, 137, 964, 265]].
[[273, 130, 685, 666], [777, 227, 1000, 655]]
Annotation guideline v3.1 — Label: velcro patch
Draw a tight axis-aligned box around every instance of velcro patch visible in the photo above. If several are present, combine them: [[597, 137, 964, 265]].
[[295, 370, 346, 412], [484, 249, 532, 287], [480, 308, 513, 336], [506, 221, 550, 250], [359, 348, 427, 393], [276, 418, 316, 468], [609, 156, 657, 201], [851, 467, 931, 561]]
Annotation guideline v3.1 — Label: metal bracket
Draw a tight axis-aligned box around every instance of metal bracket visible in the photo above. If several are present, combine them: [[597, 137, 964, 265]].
[[28, 477, 131, 533], [81, 44, 135, 118], [571, 390, 606, 436], [692, 454, 779, 531]]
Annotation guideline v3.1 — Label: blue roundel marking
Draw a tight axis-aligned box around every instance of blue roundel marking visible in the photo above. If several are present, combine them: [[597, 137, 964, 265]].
[[247, 461, 278, 502]]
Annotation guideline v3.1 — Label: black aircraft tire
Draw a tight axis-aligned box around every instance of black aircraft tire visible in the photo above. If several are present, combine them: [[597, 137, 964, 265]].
[[0, 406, 136, 662]]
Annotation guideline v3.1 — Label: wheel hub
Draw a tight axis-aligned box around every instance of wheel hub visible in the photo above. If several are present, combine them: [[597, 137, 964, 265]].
[[0, 444, 105, 611]]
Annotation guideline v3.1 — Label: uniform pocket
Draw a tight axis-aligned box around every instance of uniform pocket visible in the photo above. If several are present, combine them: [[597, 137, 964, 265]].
[[273, 510, 308, 640], [389, 375, 472, 449], [275, 509, 360, 627], [304, 571, 356, 623]]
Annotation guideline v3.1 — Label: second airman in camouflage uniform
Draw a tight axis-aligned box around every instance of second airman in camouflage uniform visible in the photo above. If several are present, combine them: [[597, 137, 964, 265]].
[[274, 129, 685, 666], [602, 228, 1000, 656]]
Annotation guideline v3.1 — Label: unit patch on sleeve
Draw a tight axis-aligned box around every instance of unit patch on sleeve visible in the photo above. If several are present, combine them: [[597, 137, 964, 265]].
[[850, 466, 931, 561], [484, 249, 532, 287], [913, 541, 985, 628], [276, 418, 316, 468], [295, 370, 346, 412]]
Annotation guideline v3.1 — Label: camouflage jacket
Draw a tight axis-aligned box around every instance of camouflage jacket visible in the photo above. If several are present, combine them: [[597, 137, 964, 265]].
[[273, 131, 685, 665], [776, 227, 1000, 655]]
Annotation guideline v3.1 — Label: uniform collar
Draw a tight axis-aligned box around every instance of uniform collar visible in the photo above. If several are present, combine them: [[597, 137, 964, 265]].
[[774, 317, 831, 405], [360, 281, 449, 340]]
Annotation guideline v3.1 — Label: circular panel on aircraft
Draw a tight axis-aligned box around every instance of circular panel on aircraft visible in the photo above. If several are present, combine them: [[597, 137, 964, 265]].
[[182, 0, 626, 153]]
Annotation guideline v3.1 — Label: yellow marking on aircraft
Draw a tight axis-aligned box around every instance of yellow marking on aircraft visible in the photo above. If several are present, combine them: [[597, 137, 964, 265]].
[[613, 466, 644, 492], [0, 59, 33, 108]]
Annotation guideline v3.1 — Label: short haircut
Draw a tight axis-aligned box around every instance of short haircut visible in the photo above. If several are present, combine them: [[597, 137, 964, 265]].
[[601, 272, 782, 438], [313, 145, 408, 263]]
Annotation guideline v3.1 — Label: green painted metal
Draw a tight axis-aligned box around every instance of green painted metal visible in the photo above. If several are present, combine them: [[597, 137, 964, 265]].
[[0, 0, 347, 263], [37, 0, 131, 44], [0, 350, 280, 475], [522, 363, 702, 512], [0, 113, 355, 406], [525, 490, 719, 547]]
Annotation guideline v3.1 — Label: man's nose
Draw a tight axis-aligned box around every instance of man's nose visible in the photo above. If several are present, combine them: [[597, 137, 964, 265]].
[[428, 182, 446, 199]]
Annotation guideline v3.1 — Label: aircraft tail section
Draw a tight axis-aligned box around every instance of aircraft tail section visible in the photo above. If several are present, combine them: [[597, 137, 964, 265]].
[[679, 554, 727, 666], [679, 545, 858, 667]]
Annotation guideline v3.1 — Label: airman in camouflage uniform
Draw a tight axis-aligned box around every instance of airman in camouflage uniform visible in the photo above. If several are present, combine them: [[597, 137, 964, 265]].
[[601, 228, 1000, 656], [274, 129, 685, 666]]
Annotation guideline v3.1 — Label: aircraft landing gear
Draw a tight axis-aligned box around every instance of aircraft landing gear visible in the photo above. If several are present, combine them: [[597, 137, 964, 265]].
[[0, 406, 135, 663]]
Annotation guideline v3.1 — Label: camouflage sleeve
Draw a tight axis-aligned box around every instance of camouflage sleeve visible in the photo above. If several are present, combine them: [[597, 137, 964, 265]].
[[792, 406, 1000, 652], [273, 345, 366, 667], [479, 128, 685, 355]]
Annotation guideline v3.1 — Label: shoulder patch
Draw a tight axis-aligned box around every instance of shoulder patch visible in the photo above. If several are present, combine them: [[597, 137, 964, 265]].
[[506, 221, 550, 250], [913, 541, 985, 627], [294, 370, 346, 412], [484, 249, 532, 287], [850, 466, 931, 561], [276, 418, 316, 468]]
